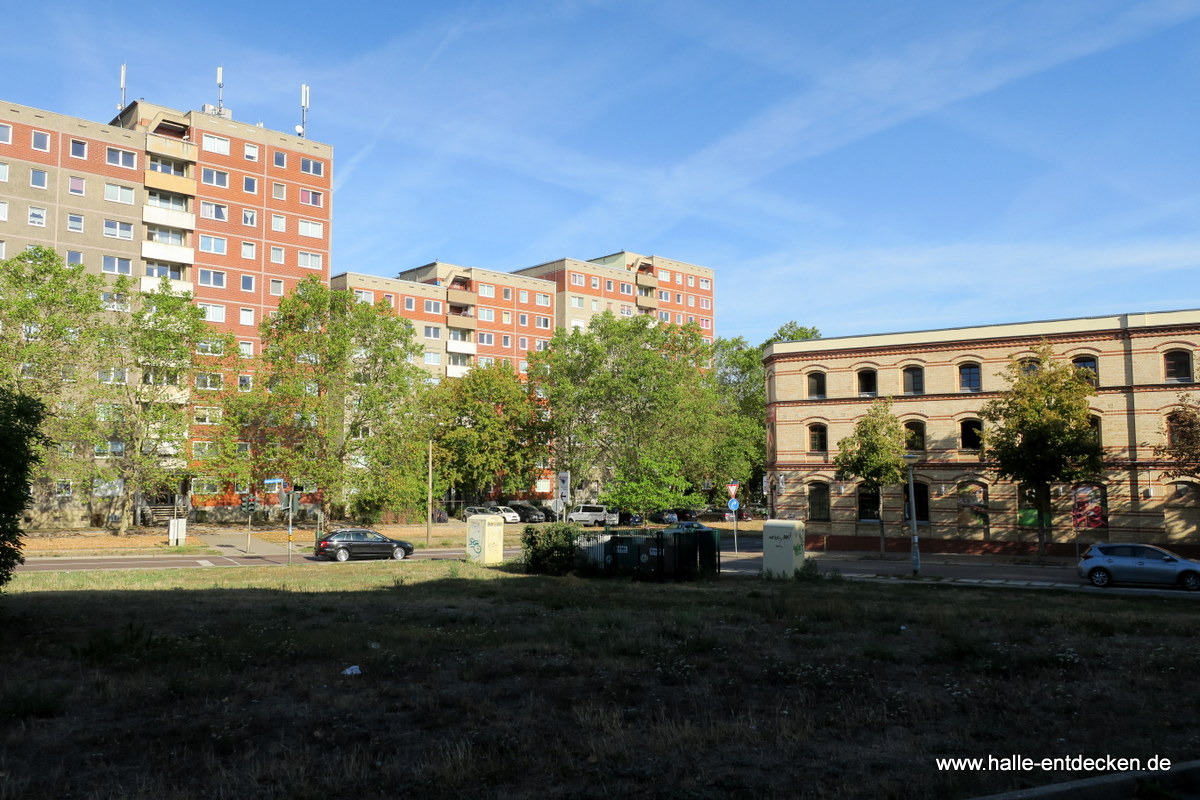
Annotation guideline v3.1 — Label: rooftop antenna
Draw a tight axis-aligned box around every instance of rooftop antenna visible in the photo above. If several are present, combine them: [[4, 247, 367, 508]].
[[117, 63, 127, 112], [216, 66, 225, 112], [296, 83, 310, 138]]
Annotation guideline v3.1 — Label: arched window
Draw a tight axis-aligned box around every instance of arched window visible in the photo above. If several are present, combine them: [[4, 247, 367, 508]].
[[1166, 410, 1195, 447], [903, 481, 929, 522], [1017, 484, 1051, 529], [957, 481, 989, 536], [904, 420, 926, 451], [960, 419, 983, 450], [1070, 484, 1108, 530], [808, 423, 828, 453], [902, 366, 925, 395], [857, 369, 877, 397], [959, 362, 981, 393], [1072, 356, 1099, 387], [1164, 350, 1193, 383], [857, 487, 880, 520], [1089, 415, 1102, 446], [807, 372, 826, 399], [1165, 482, 1200, 541], [1019, 357, 1041, 375], [807, 482, 830, 522]]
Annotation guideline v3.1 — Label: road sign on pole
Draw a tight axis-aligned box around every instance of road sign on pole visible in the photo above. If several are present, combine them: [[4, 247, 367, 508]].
[[557, 471, 571, 507], [726, 481, 740, 499]]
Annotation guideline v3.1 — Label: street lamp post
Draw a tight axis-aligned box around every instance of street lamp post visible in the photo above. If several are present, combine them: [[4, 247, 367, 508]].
[[902, 453, 920, 576], [426, 436, 433, 548]]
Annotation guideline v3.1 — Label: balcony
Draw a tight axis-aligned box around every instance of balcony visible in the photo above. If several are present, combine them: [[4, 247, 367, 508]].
[[635, 293, 659, 310], [446, 339, 477, 356], [446, 364, 471, 379], [139, 276, 193, 295], [635, 271, 658, 289], [447, 287, 476, 306], [143, 206, 195, 230], [144, 170, 196, 196], [142, 241, 194, 264], [146, 134, 197, 162], [447, 313, 477, 331]]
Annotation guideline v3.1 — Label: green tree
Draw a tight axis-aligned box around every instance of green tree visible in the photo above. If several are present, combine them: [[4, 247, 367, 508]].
[[0, 387, 47, 588], [833, 399, 908, 556], [599, 453, 701, 517], [216, 277, 426, 519], [1157, 394, 1200, 479], [979, 343, 1103, 555], [429, 363, 550, 502]]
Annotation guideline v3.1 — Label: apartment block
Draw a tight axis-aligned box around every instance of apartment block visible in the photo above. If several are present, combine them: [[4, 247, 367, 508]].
[[764, 310, 1200, 551], [0, 99, 333, 360]]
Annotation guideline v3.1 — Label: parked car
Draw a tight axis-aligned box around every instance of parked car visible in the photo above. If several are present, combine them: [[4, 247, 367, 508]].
[[673, 508, 699, 522], [462, 506, 492, 519], [510, 504, 546, 523], [662, 521, 717, 535], [697, 507, 734, 522], [537, 505, 560, 522], [567, 504, 618, 526], [1077, 543, 1200, 590], [314, 528, 414, 562], [491, 505, 521, 523], [618, 510, 645, 526], [648, 510, 678, 525]]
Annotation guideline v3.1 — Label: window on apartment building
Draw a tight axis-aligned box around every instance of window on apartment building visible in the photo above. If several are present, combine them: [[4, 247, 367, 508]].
[[270, 279, 284, 296], [700, 318, 711, 330], [68, 176, 85, 195], [103, 220, 133, 240], [502, 335, 511, 348], [675, 273, 683, 284], [502, 287, 511, 300], [808, 424, 828, 452], [383, 293, 395, 308], [570, 296, 583, 308], [0, 163, 8, 182], [199, 235, 227, 255], [675, 293, 682, 303], [147, 190, 185, 211], [97, 367, 127, 385], [960, 419, 983, 450], [147, 225, 184, 245], [858, 488, 881, 521], [198, 269, 226, 288], [149, 155, 185, 175], [239, 308, 254, 326], [274, 151, 286, 168], [30, 131, 49, 151], [106, 147, 136, 169], [902, 366, 925, 395], [238, 375, 253, 392], [270, 247, 284, 264], [675, 313, 683, 324], [200, 201, 228, 221], [959, 362, 982, 393], [272, 182, 286, 200], [621, 306, 633, 317], [299, 189, 323, 207], [202, 134, 230, 155], [242, 209, 256, 226], [244, 143, 259, 161], [807, 483, 831, 521], [424, 352, 441, 366], [241, 242, 256, 259], [301, 157, 324, 176], [687, 275, 695, 287], [0, 200, 6, 221], [905, 420, 926, 451], [606, 280, 614, 292], [243, 176, 258, 194], [271, 214, 285, 232], [102, 256, 131, 275], [590, 277, 599, 289], [700, 278, 711, 290], [404, 296, 415, 311], [424, 326, 441, 339], [536, 293, 550, 306], [571, 273, 584, 286], [620, 284, 633, 295], [518, 313, 528, 326], [298, 251, 322, 270], [299, 219, 323, 238], [519, 290, 529, 303], [687, 295, 695, 307], [477, 308, 494, 322], [658, 290, 670, 302], [94, 441, 126, 458], [424, 299, 442, 313], [478, 332, 495, 346], [196, 339, 224, 356], [1072, 356, 1099, 386], [197, 303, 226, 323], [0, 123, 11, 144], [236, 341, 253, 359], [1165, 349, 1193, 383], [67, 213, 83, 232], [104, 184, 134, 204], [240, 275, 254, 292], [857, 369, 877, 397], [518, 337, 529, 351], [146, 262, 183, 280], [201, 168, 228, 187], [194, 406, 222, 426], [700, 298, 712, 310], [353, 289, 373, 304]]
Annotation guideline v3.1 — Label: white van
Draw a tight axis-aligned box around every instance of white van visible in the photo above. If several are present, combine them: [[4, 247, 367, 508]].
[[566, 504, 618, 527]]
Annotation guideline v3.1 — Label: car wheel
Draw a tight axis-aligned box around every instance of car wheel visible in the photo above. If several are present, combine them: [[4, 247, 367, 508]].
[[392, 546, 407, 561], [1088, 567, 1111, 588], [334, 548, 350, 563], [1179, 572, 1200, 591]]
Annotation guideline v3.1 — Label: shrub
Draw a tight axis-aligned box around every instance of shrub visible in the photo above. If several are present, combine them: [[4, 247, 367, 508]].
[[522, 522, 581, 575]]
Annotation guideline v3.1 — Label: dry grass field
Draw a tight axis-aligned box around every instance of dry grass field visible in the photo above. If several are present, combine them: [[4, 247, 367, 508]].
[[1, 558, 1197, 799]]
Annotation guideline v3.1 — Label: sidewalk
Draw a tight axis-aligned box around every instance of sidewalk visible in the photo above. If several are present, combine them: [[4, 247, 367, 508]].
[[195, 529, 292, 556]]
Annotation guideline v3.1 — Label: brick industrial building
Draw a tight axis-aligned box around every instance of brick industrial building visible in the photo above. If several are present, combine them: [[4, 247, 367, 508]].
[[764, 310, 1200, 551]]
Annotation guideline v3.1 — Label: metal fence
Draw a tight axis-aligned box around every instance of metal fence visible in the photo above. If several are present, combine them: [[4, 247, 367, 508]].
[[575, 527, 721, 581]]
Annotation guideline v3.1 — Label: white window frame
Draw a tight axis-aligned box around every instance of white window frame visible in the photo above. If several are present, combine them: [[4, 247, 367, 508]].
[[270, 246, 284, 264], [198, 269, 226, 288], [68, 176, 85, 196], [202, 134, 231, 155], [106, 147, 136, 169], [103, 220, 133, 240], [67, 213, 83, 232], [200, 201, 228, 221], [241, 241, 256, 259], [271, 214, 286, 232], [270, 279, 284, 297], [301, 157, 324, 176], [199, 235, 227, 255], [197, 303, 226, 323], [298, 219, 323, 238], [242, 208, 257, 226], [244, 143, 259, 161], [239, 308, 254, 326], [298, 251, 322, 270], [201, 168, 229, 188], [28, 206, 46, 227], [29, 168, 47, 189]]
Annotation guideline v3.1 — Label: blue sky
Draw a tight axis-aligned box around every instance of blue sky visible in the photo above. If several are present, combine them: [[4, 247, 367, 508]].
[[5, 0, 1200, 342]]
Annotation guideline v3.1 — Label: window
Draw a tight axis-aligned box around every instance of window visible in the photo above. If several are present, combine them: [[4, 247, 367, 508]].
[[299, 219, 323, 238], [30, 130, 50, 152], [64, 250, 82, 265], [242, 209, 257, 226], [147, 190, 186, 211], [807, 483, 831, 521], [56, 480, 73, 498], [106, 147, 135, 169], [570, 296, 583, 308], [478, 283, 495, 298], [502, 335, 511, 348], [808, 424, 828, 452], [590, 277, 599, 289], [147, 225, 184, 246], [0, 163, 7, 181], [68, 176, 85, 195], [238, 341, 253, 358], [270, 246, 284, 264], [1165, 350, 1193, 383], [960, 419, 983, 450], [904, 420, 926, 451], [238, 375, 253, 392], [270, 279, 284, 296], [298, 251, 322, 270], [299, 188, 323, 207], [201, 168, 228, 188], [202, 134, 230, 155], [67, 213, 83, 232], [519, 290, 529, 303], [403, 296, 415, 311], [424, 299, 442, 314], [858, 488, 880, 521], [479, 308, 495, 322], [197, 303, 225, 323], [149, 156, 185, 175], [424, 325, 441, 339], [103, 220, 133, 240], [274, 151, 287, 168], [0, 124, 10, 144], [197, 339, 224, 355], [353, 289, 373, 304], [146, 262, 183, 280], [241, 242, 256, 259], [700, 298, 712, 310], [244, 143, 259, 161], [857, 369, 877, 397], [272, 182, 286, 200], [536, 293, 551, 306], [902, 366, 924, 395], [519, 313, 528, 326], [519, 337, 529, 351], [903, 482, 930, 523], [192, 441, 217, 460], [1071, 356, 1099, 386], [24, 205, 44, 227], [243, 176, 258, 194], [200, 201, 228, 221], [102, 256, 131, 275], [620, 283, 633, 296], [94, 441, 126, 459], [571, 273, 584, 286], [807, 372, 826, 399], [240, 308, 254, 326], [195, 373, 223, 390], [195, 407, 222, 425], [301, 157, 324, 176], [271, 214, 286, 232], [536, 316, 550, 329], [478, 332, 494, 346], [198, 236, 227, 255], [424, 351, 441, 366], [383, 293, 395, 308], [97, 367, 127, 384], [959, 362, 981, 393]]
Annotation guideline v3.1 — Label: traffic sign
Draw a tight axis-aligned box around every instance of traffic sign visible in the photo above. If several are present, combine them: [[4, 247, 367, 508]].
[[726, 481, 740, 498], [728, 498, 740, 511]]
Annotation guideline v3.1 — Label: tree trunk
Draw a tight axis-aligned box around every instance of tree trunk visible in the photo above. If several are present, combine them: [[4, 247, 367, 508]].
[[877, 492, 886, 558], [1035, 482, 1052, 559]]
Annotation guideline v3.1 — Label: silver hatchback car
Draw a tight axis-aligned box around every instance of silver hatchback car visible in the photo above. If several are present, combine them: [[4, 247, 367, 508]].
[[1077, 543, 1200, 591]]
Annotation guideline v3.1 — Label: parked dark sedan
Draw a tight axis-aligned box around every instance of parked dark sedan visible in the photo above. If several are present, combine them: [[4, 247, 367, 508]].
[[315, 529, 415, 562], [672, 508, 699, 522], [618, 510, 645, 526], [648, 510, 678, 524], [511, 504, 546, 523]]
